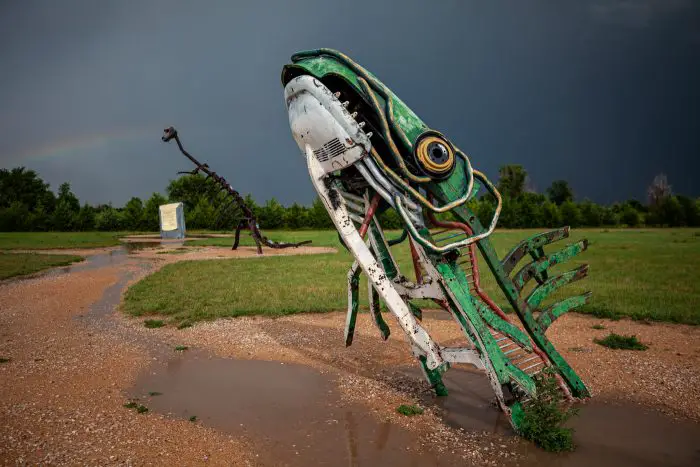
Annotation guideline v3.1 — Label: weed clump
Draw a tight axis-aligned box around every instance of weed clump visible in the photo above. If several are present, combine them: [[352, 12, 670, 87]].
[[144, 319, 164, 329], [148, 391, 162, 397], [591, 324, 605, 330], [177, 321, 193, 330], [594, 333, 648, 350], [518, 368, 578, 452], [124, 401, 148, 414], [175, 345, 189, 351], [396, 404, 424, 416], [189, 415, 198, 422]]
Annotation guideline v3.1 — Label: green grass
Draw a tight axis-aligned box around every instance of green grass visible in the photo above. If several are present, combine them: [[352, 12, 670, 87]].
[[122, 228, 700, 326], [143, 319, 164, 328], [518, 368, 579, 452], [396, 404, 424, 416], [186, 230, 340, 248], [591, 324, 605, 330], [0, 232, 135, 250], [0, 252, 84, 280], [175, 345, 189, 351], [594, 333, 649, 350]]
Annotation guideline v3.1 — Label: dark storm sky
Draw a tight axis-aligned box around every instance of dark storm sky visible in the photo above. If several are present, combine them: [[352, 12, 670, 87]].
[[1, 0, 698, 207]]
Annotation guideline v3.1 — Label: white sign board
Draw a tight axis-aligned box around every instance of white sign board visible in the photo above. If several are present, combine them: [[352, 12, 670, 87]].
[[159, 203, 180, 231]]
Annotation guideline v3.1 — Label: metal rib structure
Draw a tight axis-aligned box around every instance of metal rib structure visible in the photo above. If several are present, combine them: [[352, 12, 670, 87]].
[[161, 126, 312, 254]]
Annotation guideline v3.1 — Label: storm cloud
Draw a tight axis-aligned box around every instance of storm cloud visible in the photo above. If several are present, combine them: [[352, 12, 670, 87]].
[[1, 0, 698, 206]]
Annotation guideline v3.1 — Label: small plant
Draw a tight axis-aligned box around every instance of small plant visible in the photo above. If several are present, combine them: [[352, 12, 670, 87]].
[[189, 415, 198, 422], [177, 321, 193, 330], [144, 319, 164, 329], [175, 345, 189, 351], [594, 333, 648, 350], [396, 404, 424, 416], [591, 324, 605, 330], [124, 401, 149, 413], [518, 368, 578, 452], [0, 357, 10, 363], [148, 391, 162, 396]]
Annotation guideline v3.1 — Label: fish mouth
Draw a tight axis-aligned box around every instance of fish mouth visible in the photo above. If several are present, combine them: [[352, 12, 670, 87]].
[[283, 74, 371, 174], [282, 66, 408, 175]]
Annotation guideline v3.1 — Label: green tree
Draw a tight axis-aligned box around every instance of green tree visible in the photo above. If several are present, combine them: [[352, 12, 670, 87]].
[[579, 200, 602, 227], [0, 166, 56, 212], [559, 201, 582, 227], [258, 198, 285, 229], [476, 198, 496, 228], [123, 197, 145, 231], [308, 197, 333, 229], [0, 201, 31, 231], [620, 205, 641, 227], [497, 165, 527, 200], [51, 182, 81, 231], [75, 204, 96, 231], [540, 201, 561, 228], [519, 193, 545, 228], [676, 195, 700, 227], [284, 202, 309, 229], [95, 206, 124, 231], [143, 193, 168, 231], [166, 174, 218, 212], [599, 206, 619, 226], [188, 198, 216, 229], [546, 180, 574, 206]]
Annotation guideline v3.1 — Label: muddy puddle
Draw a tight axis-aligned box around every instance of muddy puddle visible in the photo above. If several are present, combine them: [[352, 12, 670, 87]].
[[407, 366, 700, 466], [129, 351, 467, 466], [51, 248, 130, 275]]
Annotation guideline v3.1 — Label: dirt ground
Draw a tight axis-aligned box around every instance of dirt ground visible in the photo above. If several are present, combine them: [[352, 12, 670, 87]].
[[1, 242, 699, 466]]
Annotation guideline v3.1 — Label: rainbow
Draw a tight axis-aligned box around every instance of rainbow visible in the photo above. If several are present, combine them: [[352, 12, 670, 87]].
[[6, 126, 158, 164]]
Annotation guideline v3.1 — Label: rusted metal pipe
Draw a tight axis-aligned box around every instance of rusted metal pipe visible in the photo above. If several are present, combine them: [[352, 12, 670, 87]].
[[358, 193, 381, 238]]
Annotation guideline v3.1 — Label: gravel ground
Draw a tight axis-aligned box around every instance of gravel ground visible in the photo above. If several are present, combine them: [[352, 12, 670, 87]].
[[2, 244, 699, 466], [0, 264, 256, 466]]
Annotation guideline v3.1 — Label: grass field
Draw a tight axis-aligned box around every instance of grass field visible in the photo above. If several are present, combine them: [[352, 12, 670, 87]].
[[0, 232, 130, 250], [123, 228, 700, 326], [0, 252, 84, 280]]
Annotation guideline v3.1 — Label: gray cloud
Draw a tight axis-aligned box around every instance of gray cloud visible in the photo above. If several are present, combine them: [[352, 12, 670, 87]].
[[0, 0, 698, 207]]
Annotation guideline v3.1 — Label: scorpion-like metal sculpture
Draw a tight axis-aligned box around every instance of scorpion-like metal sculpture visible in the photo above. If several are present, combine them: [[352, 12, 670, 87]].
[[162, 126, 311, 254], [281, 49, 591, 432]]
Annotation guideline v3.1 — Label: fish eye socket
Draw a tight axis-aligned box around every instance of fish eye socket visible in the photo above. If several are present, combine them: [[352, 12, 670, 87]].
[[427, 142, 449, 164], [414, 133, 455, 179]]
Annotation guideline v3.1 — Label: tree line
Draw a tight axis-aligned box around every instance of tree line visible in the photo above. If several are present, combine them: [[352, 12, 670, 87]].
[[1, 165, 698, 232]]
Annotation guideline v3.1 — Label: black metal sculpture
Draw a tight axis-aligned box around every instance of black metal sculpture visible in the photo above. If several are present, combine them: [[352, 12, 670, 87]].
[[161, 126, 311, 255]]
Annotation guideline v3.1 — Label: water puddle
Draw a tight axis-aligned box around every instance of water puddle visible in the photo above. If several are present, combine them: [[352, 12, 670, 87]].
[[122, 241, 166, 252], [51, 247, 130, 275], [410, 367, 700, 466], [129, 351, 466, 466]]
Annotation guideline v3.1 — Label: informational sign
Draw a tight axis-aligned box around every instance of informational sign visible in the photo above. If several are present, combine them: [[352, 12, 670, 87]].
[[158, 202, 186, 239], [159, 203, 179, 231]]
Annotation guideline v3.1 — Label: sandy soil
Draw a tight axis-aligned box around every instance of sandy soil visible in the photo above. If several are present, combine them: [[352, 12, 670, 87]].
[[1, 242, 699, 466]]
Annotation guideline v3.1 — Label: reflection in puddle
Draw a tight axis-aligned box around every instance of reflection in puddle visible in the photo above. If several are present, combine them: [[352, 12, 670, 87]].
[[413, 367, 700, 467], [129, 352, 465, 466], [52, 248, 129, 275]]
